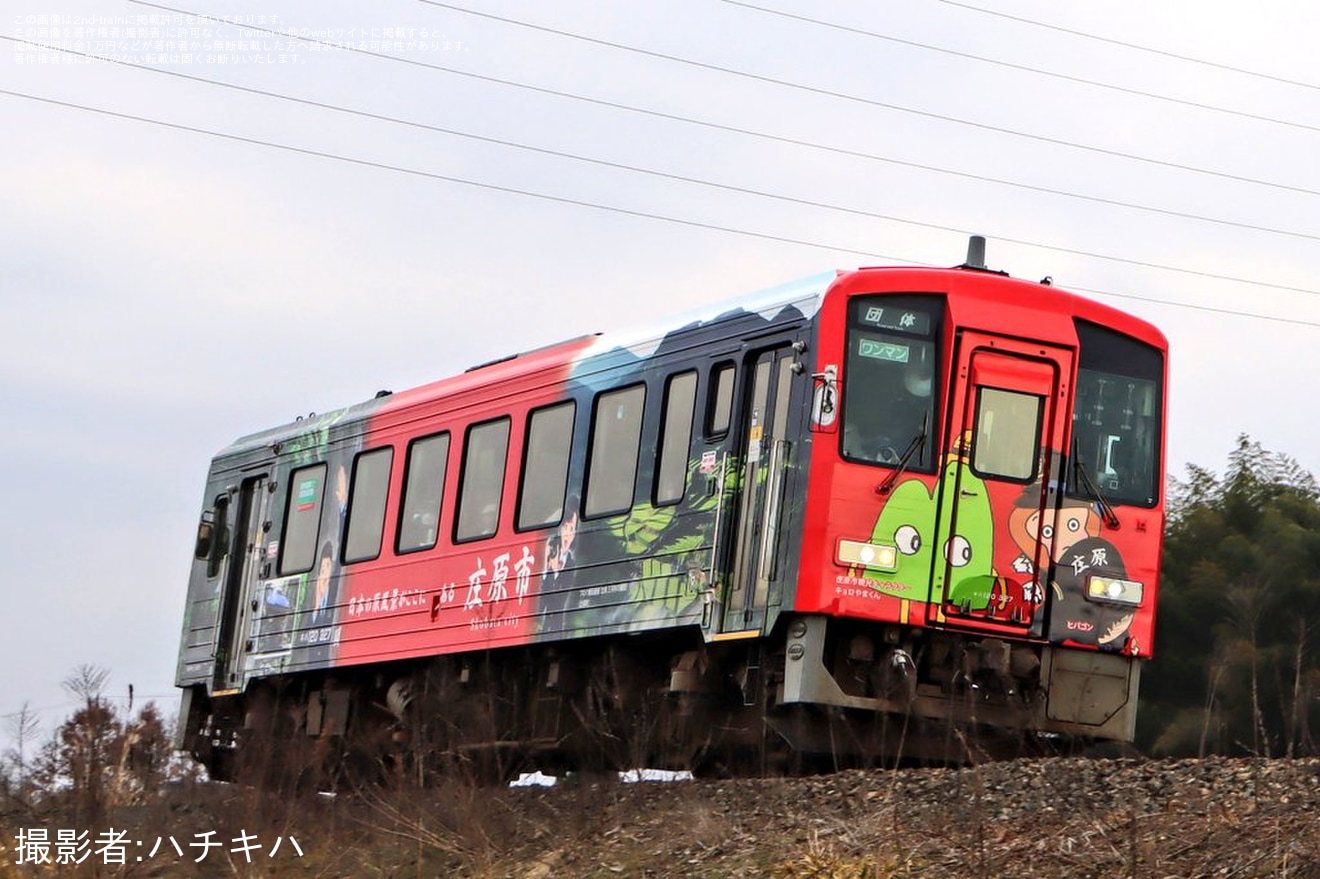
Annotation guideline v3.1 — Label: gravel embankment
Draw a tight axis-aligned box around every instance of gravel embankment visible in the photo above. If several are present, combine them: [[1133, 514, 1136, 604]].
[[517, 758, 1320, 877]]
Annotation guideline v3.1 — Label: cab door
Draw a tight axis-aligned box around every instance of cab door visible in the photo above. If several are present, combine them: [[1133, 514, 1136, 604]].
[[211, 473, 272, 693], [934, 332, 1073, 632], [717, 346, 800, 636]]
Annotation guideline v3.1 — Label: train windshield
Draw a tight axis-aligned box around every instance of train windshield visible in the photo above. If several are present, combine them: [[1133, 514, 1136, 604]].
[[1069, 320, 1163, 507], [841, 294, 942, 471]]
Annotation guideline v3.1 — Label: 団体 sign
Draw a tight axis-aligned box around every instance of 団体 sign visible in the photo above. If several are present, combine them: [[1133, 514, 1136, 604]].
[[858, 306, 931, 336]]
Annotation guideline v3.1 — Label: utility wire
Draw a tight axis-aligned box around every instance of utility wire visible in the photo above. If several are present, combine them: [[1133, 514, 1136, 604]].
[[4, 86, 1318, 328], [123, 0, 1320, 202], [13, 33, 1320, 280], [936, 0, 1320, 93], [723, 0, 1320, 136], [0, 87, 905, 262], [1071, 284, 1320, 330], [414, 0, 1320, 199]]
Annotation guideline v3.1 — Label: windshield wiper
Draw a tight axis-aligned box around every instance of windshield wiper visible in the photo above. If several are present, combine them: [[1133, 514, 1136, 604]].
[[876, 414, 929, 495], [1069, 437, 1121, 529]]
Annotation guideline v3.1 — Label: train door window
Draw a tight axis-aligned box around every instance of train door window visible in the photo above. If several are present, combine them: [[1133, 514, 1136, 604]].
[[278, 463, 327, 576], [705, 362, 735, 439], [584, 384, 646, 518], [397, 432, 450, 554], [203, 493, 230, 579], [1070, 321, 1164, 507], [971, 388, 1042, 481], [656, 371, 698, 505], [343, 447, 394, 563], [841, 294, 941, 469], [456, 418, 511, 541], [517, 401, 576, 530]]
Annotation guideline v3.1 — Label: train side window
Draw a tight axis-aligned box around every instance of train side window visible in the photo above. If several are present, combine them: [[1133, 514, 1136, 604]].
[[656, 371, 698, 505], [343, 447, 393, 563], [278, 463, 327, 576], [584, 384, 646, 518], [971, 388, 1042, 482], [456, 418, 511, 541], [517, 401, 576, 531], [705, 362, 735, 438], [397, 432, 450, 554]]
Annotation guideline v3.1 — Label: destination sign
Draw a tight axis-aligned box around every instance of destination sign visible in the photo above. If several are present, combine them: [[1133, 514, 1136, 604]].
[[857, 305, 931, 335]]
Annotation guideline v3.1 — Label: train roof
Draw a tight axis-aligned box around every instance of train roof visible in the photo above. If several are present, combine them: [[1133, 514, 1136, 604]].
[[210, 264, 1162, 465], [210, 273, 836, 463], [836, 264, 1168, 349]]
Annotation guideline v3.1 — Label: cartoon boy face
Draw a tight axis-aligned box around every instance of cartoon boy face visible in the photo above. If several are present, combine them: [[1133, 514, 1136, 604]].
[[1009, 498, 1101, 567]]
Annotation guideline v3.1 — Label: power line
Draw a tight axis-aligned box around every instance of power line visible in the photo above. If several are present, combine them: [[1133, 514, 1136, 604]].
[[4, 86, 1318, 328], [121, 0, 1320, 204], [0, 87, 905, 262], [1072, 284, 1320, 330], [414, 0, 1320, 199], [935, 0, 1320, 93], [13, 34, 1320, 280], [723, 0, 1320, 136]]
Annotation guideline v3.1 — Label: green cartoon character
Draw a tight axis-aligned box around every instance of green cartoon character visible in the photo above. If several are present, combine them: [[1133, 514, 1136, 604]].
[[865, 458, 996, 609], [935, 462, 997, 610], [864, 478, 937, 600]]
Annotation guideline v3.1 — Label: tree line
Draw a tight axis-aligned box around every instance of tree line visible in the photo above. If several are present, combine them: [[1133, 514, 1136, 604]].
[[1, 665, 181, 825], [1139, 434, 1320, 757]]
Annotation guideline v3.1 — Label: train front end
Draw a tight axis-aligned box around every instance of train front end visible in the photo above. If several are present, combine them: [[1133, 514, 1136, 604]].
[[778, 262, 1166, 755]]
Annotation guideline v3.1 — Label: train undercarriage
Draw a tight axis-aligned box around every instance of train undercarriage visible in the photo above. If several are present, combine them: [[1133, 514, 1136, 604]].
[[178, 613, 1141, 787]]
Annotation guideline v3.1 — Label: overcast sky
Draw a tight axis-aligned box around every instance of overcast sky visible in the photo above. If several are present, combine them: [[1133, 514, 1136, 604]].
[[4, 0, 1319, 745]]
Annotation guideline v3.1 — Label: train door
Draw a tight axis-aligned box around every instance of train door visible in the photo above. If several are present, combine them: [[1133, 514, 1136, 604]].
[[212, 474, 271, 693], [718, 346, 799, 636], [935, 332, 1073, 631]]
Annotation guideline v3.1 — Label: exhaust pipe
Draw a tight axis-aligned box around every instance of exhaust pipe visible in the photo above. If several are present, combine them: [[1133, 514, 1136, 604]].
[[964, 235, 986, 270]]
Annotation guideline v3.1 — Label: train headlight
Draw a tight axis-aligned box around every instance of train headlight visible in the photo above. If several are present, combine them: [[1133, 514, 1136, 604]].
[[1086, 575, 1143, 606], [836, 539, 898, 572]]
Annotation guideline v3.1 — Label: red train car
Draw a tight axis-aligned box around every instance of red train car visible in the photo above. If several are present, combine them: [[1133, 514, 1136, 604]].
[[176, 240, 1166, 776]]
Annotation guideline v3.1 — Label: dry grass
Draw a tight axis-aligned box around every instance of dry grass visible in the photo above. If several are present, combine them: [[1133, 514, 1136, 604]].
[[2, 758, 1319, 877]]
